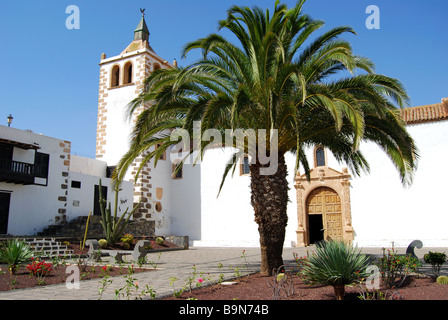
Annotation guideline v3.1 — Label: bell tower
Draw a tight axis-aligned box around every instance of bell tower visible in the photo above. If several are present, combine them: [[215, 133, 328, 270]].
[[95, 9, 175, 219]]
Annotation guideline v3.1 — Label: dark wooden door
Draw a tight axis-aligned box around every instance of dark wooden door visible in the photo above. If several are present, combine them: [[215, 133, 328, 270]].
[[0, 192, 11, 234], [93, 185, 107, 216]]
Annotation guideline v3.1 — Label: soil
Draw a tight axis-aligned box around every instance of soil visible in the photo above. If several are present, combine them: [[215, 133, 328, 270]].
[[0, 264, 152, 292], [164, 273, 448, 300]]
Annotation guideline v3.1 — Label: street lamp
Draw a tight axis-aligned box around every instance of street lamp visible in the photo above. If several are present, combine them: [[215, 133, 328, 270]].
[[7, 114, 13, 127]]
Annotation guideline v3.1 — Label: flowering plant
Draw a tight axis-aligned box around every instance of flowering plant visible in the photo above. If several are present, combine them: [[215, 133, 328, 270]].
[[121, 234, 134, 245], [26, 258, 53, 276], [377, 247, 421, 288]]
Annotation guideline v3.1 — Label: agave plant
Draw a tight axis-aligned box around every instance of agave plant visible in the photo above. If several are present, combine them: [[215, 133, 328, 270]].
[[301, 240, 370, 300], [0, 239, 34, 275]]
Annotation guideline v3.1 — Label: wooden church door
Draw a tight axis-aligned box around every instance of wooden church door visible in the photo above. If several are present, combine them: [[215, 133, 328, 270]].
[[307, 187, 343, 243]]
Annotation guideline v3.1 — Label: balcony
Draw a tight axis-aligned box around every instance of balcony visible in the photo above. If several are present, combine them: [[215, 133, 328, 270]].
[[0, 159, 35, 185]]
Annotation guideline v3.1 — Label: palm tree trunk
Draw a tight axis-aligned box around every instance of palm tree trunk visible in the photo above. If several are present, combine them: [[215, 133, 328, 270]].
[[250, 153, 288, 276], [333, 285, 345, 300]]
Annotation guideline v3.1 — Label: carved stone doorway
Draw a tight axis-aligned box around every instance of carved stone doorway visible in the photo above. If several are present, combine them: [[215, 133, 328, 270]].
[[295, 166, 354, 247]]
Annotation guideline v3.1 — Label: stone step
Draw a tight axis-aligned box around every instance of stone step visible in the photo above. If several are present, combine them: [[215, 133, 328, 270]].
[[21, 238, 76, 259]]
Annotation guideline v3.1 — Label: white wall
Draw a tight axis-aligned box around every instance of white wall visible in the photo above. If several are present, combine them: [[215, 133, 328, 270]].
[[351, 121, 448, 247], [66, 171, 134, 222], [70, 155, 107, 177], [184, 120, 448, 248], [189, 148, 300, 247]]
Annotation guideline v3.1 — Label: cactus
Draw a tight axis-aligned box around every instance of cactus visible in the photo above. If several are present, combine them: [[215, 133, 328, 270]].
[[156, 237, 165, 245], [98, 239, 108, 249], [436, 276, 448, 285], [98, 179, 141, 246]]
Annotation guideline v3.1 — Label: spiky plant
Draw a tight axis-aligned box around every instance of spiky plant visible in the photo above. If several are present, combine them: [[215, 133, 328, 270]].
[[301, 240, 370, 300], [0, 239, 34, 275], [98, 179, 141, 246]]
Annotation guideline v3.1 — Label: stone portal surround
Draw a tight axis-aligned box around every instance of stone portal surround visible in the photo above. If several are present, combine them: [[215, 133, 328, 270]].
[[295, 166, 354, 246]]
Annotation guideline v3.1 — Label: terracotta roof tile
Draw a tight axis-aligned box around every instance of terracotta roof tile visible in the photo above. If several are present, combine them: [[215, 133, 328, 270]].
[[401, 98, 448, 124]]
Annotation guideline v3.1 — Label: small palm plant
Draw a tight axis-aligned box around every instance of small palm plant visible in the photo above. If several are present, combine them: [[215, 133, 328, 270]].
[[0, 239, 34, 275], [301, 240, 370, 300]]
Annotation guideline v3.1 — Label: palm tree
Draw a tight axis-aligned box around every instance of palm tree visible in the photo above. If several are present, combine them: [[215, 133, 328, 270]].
[[114, 0, 418, 276]]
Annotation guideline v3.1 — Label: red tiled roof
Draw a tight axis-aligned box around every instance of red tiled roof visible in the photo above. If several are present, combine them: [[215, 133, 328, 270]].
[[401, 98, 448, 124]]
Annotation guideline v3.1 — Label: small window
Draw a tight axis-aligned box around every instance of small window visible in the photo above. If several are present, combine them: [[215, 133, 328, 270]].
[[240, 155, 251, 175], [71, 181, 81, 189], [124, 62, 133, 84], [153, 63, 161, 71], [315, 147, 326, 167], [156, 143, 166, 161], [111, 65, 120, 87], [172, 162, 183, 180]]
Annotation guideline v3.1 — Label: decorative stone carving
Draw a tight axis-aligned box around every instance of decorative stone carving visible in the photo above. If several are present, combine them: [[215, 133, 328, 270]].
[[294, 166, 354, 247]]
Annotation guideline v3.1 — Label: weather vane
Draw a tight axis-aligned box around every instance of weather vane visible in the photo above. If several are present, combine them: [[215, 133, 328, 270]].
[[140, 8, 146, 17]]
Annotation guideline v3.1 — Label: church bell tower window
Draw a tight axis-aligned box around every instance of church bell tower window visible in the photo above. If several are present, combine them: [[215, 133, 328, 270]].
[[111, 65, 120, 88], [124, 62, 133, 84]]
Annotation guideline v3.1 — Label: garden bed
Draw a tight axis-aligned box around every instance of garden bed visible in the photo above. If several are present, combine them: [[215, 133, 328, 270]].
[[0, 263, 153, 292], [164, 272, 448, 300]]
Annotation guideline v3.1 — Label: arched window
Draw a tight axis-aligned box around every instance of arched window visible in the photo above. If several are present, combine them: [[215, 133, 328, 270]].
[[172, 161, 183, 180], [315, 147, 326, 167], [124, 62, 133, 84], [240, 155, 251, 175], [111, 65, 120, 88]]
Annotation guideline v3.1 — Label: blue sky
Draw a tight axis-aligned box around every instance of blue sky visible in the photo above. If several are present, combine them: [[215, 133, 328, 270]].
[[0, 0, 446, 158]]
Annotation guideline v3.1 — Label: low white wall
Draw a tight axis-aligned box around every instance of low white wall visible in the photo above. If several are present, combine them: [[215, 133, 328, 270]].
[[70, 155, 107, 177]]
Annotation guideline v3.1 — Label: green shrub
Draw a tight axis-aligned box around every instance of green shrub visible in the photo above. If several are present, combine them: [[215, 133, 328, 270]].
[[424, 252, 447, 276], [0, 239, 34, 275], [436, 276, 448, 285], [301, 241, 370, 300]]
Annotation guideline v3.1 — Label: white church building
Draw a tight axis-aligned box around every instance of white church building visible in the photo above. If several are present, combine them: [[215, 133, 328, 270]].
[[2, 13, 447, 248], [93, 13, 448, 248]]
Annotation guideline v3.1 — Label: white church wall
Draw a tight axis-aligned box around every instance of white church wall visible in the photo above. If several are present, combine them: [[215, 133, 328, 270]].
[[350, 120, 448, 247], [149, 148, 173, 236], [190, 148, 299, 247], [100, 81, 137, 169], [169, 160, 202, 239]]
